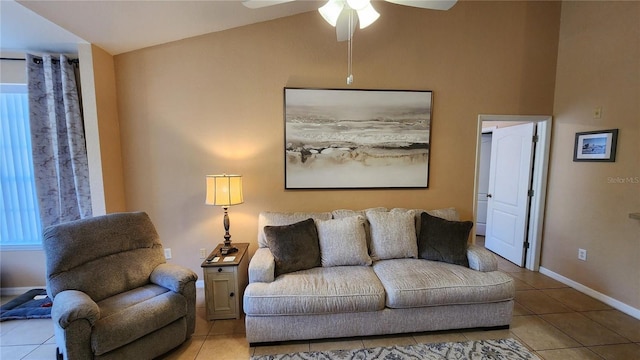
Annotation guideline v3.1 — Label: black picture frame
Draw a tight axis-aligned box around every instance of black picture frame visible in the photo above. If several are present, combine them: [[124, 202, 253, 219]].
[[573, 129, 618, 162], [284, 88, 432, 189]]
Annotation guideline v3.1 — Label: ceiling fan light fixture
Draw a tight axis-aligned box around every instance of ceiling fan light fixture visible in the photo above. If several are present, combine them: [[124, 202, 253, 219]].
[[346, 0, 370, 11], [319, 0, 344, 27], [356, 3, 379, 29]]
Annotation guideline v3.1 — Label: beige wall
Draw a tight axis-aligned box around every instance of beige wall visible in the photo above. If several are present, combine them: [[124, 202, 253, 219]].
[[79, 44, 127, 215], [0, 53, 26, 83], [543, 1, 640, 309], [0, 250, 46, 290], [114, 1, 561, 275]]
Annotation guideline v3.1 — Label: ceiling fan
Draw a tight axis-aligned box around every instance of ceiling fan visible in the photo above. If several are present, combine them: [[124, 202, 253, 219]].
[[242, 0, 457, 42], [242, 0, 457, 84]]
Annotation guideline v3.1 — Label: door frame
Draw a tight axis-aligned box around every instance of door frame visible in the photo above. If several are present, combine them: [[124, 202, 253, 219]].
[[475, 131, 494, 236], [473, 115, 552, 271]]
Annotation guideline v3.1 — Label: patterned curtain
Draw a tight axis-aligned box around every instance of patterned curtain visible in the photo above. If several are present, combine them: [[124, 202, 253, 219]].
[[27, 54, 92, 228]]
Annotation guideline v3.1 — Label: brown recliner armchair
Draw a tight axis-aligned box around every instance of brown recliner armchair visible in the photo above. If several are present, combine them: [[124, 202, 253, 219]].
[[43, 212, 197, 359]]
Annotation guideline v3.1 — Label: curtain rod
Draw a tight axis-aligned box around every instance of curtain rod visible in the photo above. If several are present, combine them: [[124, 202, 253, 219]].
[[32, 57, 79, 65], [0, 56, 79, 64]]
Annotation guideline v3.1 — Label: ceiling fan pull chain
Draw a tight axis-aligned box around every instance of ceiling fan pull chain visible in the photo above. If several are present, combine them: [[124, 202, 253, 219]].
[[347, 10, 354, 85]]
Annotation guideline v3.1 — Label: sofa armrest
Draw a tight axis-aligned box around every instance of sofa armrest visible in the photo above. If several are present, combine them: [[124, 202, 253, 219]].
[[52, 290, 100, 328], [151, 263, 198, 293], [249, 247, 275, 283], [467, 244, 498, 272]]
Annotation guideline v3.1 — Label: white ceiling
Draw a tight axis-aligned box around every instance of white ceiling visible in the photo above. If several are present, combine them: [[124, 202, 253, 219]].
[[1, 0, 322, 56], [0, 0, 85, 55]]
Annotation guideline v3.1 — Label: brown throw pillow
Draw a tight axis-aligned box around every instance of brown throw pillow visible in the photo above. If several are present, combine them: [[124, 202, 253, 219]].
[[264, 218, 321, 276], [417, 212, 473, 267]]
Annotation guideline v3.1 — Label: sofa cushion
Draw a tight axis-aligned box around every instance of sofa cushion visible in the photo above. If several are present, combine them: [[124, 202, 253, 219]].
[[43, 212, 166, 302], [244, 266, 385, 315], [97, 284, 169, 318], [366, 210, 417, 260], [390, 207, 460, 221], [373, 259, 514, 309], [331, 207, 388, 219], [92, 285, 186, 356], [418, 212, 473, 267], [390, 207, 460, 238], [265, 219, 321, 277], [332, 208, 387, 250], [258, 211, 332, 248], [315, 216, 371, 267]]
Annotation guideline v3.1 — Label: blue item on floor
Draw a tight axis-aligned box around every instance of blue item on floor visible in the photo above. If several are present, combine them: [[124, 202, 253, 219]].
[[0, 288, 52, 321]]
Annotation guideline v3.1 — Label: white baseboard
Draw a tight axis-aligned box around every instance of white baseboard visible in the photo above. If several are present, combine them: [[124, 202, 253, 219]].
[[476, 223, 486, 236], [1, 286, 46, 296], [539, 266, 640, 320]]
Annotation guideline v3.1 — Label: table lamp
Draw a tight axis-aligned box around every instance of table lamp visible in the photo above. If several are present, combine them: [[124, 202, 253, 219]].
[[205, 174, 243, 255]]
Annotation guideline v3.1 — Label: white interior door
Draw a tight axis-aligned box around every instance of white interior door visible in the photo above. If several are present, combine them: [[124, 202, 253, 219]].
[[476, 133, 492, 236], [485, 123, 536, 266]]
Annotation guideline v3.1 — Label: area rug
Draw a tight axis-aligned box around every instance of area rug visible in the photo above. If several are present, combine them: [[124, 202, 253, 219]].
[[0, 289, 52, 321], [252, 338, 540, 360]]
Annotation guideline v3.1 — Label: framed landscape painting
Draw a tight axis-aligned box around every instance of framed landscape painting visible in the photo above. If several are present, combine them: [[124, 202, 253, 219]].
[[284, 88, 432, 189], [573, 129, 618, 162]]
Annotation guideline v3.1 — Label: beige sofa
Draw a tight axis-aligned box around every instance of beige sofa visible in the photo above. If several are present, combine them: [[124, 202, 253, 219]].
[[243, 208, 514, 344]]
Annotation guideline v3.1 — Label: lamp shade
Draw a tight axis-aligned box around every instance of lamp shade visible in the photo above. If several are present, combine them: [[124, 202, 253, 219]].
[[205, 174, 243, 207]]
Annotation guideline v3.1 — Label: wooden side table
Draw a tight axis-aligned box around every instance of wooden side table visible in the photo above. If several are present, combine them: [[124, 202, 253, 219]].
[[201, 243, 249, 320]]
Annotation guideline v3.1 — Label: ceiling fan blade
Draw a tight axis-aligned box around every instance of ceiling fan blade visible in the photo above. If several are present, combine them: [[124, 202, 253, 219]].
[[384, 0, 457, 11], [242, 0, 296, 9], [335, 9, 358, 42]]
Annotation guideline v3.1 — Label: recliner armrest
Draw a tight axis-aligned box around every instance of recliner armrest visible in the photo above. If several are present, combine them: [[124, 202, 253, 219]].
[[467, 244, 498, 272], [151, 263, 198, 293], [52, 290, 100, 328], [249, 247, 275, 283]]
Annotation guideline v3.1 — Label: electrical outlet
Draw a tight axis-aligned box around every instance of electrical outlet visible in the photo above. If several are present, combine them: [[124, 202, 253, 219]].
[[199, 248, 207, 259], [164, 248, 172, 260], [578, 248, 587, 261]]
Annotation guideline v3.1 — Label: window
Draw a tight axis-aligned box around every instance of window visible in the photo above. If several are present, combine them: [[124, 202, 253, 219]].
[[0, 84, 42, 249]]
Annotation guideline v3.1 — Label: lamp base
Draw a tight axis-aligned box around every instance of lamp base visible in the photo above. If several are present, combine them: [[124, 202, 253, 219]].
[[220, 208, 238, 255], [220, 243, 238, 256]]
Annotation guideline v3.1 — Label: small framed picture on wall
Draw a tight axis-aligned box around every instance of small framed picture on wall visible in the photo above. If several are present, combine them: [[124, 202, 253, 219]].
[[573, 129, 618, 162]]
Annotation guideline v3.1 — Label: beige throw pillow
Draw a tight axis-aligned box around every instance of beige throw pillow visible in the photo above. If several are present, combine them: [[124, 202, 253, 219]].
[[315, 216, 372, 267], [331, 207, 387, 219], [332, 207, 387, 249], [366, 210, 418, 260]]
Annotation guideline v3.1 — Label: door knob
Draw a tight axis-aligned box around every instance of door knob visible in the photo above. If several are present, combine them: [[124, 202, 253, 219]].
[[229, 292, 235, 297], [218, 268, 222, 272], [487, 194, 492, 198]]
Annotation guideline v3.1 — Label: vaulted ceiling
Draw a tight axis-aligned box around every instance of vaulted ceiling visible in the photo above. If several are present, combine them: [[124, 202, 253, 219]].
[[1, 0, 322, 55]]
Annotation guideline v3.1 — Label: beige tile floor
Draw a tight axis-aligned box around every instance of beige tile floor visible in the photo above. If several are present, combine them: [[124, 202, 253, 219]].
[[2, 239, 639, 359]]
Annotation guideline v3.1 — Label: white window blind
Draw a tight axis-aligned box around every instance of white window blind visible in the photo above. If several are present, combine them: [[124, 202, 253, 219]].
[[0, 84, 42, 249]]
